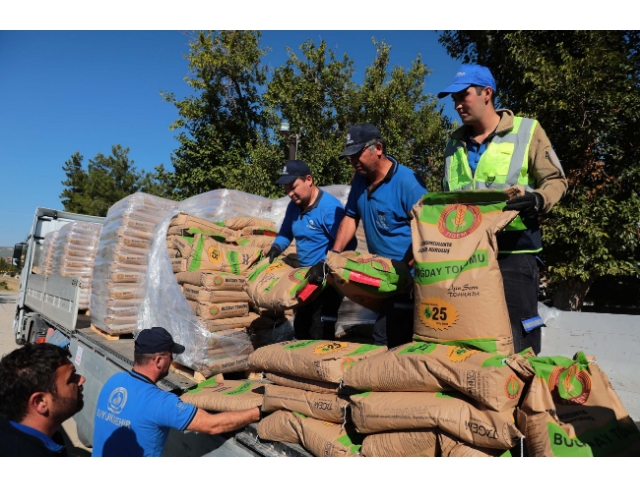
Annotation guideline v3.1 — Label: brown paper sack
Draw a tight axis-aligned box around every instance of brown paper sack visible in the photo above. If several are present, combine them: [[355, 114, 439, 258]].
[[180, 378, 264, 411], [262, 384, 348, 423], [361, 429, 438, 457], [223, 216, 276, 231], [343, 341, 526, 411], [201, 313, 262, 332], [248, 340, 387, 383], [174, 271, 246, 291], [349, 390, 521, 450], [438, 430, 510, 457], [187, 235, 261, 274], [411, 190, 522, 355], [196, 302, 249, 320], [183, 284, 250, 303], [265, 372, 341, 395]]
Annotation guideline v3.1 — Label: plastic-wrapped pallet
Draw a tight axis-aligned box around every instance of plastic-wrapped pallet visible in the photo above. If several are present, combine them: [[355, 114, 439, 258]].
[[51, 221, 102, 310], [42, 230, 59, 276], [91, 193, 178, 335]]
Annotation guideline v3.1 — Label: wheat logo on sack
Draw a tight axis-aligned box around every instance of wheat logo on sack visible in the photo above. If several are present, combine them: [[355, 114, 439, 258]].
[[548, 364, 592, 405], [213, 276, 223, 286], [418, 298, 459, 331], [288, 268, 306, 284], [209, 305, 220, 316], [107, 387, 127, 414], [446, 346, 479, 362], [314, 342, 349, 355], [504, 375, 521, 400], [438, 204, 482, 239]]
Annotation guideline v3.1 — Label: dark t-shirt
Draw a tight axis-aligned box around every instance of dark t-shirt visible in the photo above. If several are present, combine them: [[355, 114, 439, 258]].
[[0, 416, 68, 457]]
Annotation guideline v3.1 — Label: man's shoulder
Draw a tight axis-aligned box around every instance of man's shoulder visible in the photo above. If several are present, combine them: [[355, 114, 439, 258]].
[[0, 417, 66, 457], [317, 190, 344, 209], [394, 163, 425, 187]]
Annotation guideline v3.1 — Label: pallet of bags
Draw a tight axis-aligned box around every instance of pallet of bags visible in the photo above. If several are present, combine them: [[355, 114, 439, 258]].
[[90, 193, 178, 336], [180, 375, 266, 412], [326, 251, 413, 312], [41, 230, 59, 276], [51, 221, 102, 310], [509, 351, 640, 457]]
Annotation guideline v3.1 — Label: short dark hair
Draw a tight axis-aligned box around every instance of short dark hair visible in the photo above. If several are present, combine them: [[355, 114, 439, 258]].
[[0, 344, 71, 422], [473, 85, 497, 104], [134, 351, 163, 366], [367, 138, 387, 155]]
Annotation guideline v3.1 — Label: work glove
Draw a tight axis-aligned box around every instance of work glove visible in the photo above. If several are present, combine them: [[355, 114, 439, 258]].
[[306, 261, 327, 286], [266, 246, 282, 263], [503, 192, 544, 219]]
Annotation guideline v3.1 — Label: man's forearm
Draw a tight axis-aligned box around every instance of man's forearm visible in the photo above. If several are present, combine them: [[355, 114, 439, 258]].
[[332, 216, 357, 252], [187, 407, 260, 436]]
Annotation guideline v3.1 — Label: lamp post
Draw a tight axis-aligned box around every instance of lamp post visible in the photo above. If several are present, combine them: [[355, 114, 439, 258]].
[[279, 120, 299, 160]]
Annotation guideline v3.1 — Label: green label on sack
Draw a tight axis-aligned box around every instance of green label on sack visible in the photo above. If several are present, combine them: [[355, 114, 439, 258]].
[[436, 391, 456, 399], [398, 342, 438, 356], [228, 251, 240, 275], [481, 355, 508, 368], [186, 375, 219, 394], [346, 344, 383, 356], [414, 250, 489, 285], [547, 422, 593, 457], [283, 340, 319, 350], [223, 382, 254, 396]]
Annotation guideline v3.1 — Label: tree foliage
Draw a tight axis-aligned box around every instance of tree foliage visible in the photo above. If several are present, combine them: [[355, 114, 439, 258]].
[[59, 145, 174, 216], [439, 30, 640, 310]]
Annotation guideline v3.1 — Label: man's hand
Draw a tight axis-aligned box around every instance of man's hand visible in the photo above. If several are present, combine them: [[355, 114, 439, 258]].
[[503, 192, 544, 219], [266, 246, 281, 263], [306, 261, 327, 286]]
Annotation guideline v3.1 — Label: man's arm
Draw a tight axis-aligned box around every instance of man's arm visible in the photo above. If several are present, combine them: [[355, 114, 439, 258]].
[[529, 124, 568, 213], [272, 202, 295, 252], [332, 215, 358, 252], [186, 407, 260, 436]]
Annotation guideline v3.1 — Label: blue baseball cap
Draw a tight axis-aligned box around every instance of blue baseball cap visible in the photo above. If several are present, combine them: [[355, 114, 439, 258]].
[[276, 160, 312, 185], [339, 123, 382, 158], [437, 64, 496, 99], [135, 327, 185, 354]]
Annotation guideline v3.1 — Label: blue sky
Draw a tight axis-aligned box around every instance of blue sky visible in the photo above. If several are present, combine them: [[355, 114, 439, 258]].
[[0, 30, 463, 246]]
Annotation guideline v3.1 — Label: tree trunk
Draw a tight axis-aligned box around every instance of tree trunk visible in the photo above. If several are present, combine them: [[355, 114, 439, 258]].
[[551, 278, 595, 311]]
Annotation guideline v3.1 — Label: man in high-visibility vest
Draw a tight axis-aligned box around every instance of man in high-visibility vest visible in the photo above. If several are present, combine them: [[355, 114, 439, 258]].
[[437, 64, 567, 354]]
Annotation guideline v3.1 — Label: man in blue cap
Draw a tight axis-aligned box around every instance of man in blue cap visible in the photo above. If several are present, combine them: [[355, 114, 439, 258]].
[[330, 124, 428, 348], [438, 64, 567, 354], [266, 160, 356, 340], [92, 327, 260, 456]]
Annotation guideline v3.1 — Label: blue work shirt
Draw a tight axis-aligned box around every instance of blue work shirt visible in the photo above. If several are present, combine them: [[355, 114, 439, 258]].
[[273, 189, 356, 267], [9, 421, 65, 452], [345, 156, 427, 261], [92, 370, 197, 457], [465, 136, 487, 174]]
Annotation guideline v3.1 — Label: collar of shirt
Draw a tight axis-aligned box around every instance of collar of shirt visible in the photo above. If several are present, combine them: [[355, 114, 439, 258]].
[[367, 155, 399, 196], [8, 421, 65, 452], [300, 188, 325, 217], [129, 369, 156, 385]]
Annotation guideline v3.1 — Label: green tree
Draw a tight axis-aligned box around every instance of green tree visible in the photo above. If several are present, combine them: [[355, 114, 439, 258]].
[[351, 39, 454, 192], [59, 145, 175, 216], [162, 31, 271, 198], [439, 30, 640, 310]]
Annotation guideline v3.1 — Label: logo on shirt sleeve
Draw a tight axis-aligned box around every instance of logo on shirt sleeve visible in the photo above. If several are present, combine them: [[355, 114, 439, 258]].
[[107, 387, 128, 414]]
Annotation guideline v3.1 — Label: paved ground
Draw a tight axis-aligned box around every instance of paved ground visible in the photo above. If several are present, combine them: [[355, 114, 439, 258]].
[[0, 291, 91, 456]]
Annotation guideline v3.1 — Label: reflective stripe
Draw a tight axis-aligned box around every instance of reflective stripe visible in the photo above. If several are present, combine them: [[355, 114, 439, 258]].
[[320, 316, 338, 323], [506, 118, 536, 186]]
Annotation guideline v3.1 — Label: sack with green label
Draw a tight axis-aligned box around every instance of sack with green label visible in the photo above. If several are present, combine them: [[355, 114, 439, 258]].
[[326, 251, 413, 312], [248, 340, 387, 384], [180, 378, 265, 412], [264, 372, 341, 395], [244, 257, 322, 310], [187, 234, 262, 274], [349, 390, 522, 449], [437, 430, 511, 457], [343, 341, 529, 411], [361, 429, 438, 457], [510, 352, 640, 457], [262, 384, 349, 423], [257, 410, 364, 457], [410, 189, 524, 355]]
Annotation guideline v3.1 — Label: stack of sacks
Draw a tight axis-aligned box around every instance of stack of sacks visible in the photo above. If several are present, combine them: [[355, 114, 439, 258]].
[[41, 230, 59, 276], [250, 340, 387, 456], [180, 375, 265, 412], [343, 342, 527, 456], [510, 351, 640, 457], [91, 193, 178, 335], [51, 221, 102, 310], [410, 189, 524, 355], [326, 251, 413, 312]]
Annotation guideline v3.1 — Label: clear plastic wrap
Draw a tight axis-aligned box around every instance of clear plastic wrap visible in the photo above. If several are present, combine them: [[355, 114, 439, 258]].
[[90, 193, 178, 334], [41, 230, 59, 276], [136, 186, 375, 377]]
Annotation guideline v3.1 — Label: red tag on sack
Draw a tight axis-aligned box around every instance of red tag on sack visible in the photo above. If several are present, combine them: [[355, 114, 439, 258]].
[[348, 271, 382, 288], [297, 283, 318, 301]]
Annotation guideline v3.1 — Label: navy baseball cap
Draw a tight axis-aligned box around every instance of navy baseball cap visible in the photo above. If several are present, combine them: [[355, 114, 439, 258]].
[[135, 327, 185, 354], [339, 123, 382, 158], [276, 160, 311, 185], [437, 64, 496, 99]]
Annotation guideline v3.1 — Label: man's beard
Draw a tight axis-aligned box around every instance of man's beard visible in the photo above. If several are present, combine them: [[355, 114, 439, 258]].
[[51, 392, 84, 422]]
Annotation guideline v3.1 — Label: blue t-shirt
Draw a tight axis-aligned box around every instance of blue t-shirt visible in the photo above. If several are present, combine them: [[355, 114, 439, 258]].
[[273, 189, 356, 267], [345, 156, 427, 261], [465, 137, 487, 174], [92, 370, 197, 457]]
